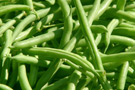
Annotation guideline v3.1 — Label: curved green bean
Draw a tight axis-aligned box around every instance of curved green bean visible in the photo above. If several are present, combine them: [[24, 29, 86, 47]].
[[103, 19, 119, 52], [0, 5, 30, 16], [18, 63, 32, 90], [0, 84, 13, 90]]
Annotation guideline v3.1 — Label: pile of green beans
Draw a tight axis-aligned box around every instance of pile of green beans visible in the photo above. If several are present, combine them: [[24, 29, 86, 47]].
[[1, 0, 135, 90]]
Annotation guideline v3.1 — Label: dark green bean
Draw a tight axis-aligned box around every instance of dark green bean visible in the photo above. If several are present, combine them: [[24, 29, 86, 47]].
[[41, 77, 69, 90], [0, 30, 12, 84], [29, 65, 38, 87], [117, 0, 126, 10]]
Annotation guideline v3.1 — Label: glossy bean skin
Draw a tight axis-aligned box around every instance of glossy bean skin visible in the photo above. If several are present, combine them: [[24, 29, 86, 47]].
[[112, 27, 135, 37], [58, 0, 73, 48], [24, 47, 95, 72], [0, 84, 13, 90], [103, 19, 119, 52], [73, 0, 105, 74], [12, 7, 52, 41], [13, 29, 62, 49], [0, 12, 25, 35], [18, 63, 32, 90], [101, 52, 135, 63], [117, 62, 129, 90], [0, 5, 30, 16]]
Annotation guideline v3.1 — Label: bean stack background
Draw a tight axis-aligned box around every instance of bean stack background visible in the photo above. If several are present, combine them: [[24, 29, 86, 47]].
[[0, 0, 135, 90]]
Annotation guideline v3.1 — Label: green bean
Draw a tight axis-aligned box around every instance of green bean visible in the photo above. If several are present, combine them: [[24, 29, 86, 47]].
[[117, 0, 126, 10], [77, 35, 135, 47], [0, 30, 12, 84], [12, 7, 52, 41], [106, 45, 126, 54], [76, 76, 92, 90], [117, 62, 129, 90], [33, 1, 46, 8], [73, 0, 105, 73], [95, 0, 113, 19], [125, 4, 135, 10], [66, 70, 81, 90], [13, 29, 62, 49], [73, 2, 107, 83], [8, 61, 18, 87], [0, 5, 30, 16], [29, 47, 95, 90], [103, 19, 119, 52], [9, 54, 48, 67], [110, 35, 135, 46], [0, 18, 2, 26], [128, 67, 135, 78], [128, 84, 135, 90], [14, 27, 33, 42], [112, 27, 135, 37], [24, 47, 95, 72], [118, 22, 135, 28], [0, 84, 13, 90], [24, 0, 34, 10], [101, 52, 135, 63], [87, 0, 100, 26], [58, 0, 73, 48], [91, 25, 107, 33], [41, 77, 69, 90], [25, 47, 114, 90], [18, 63, 32, 90], [35, 58, 64, 90], [29, 65, 38, 87], [14, 13, 58, 42], [0, 12, 25, 35], [103, 62, 123, 70], [116, 10, 135, 22], [46, 0, 55, 5]]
